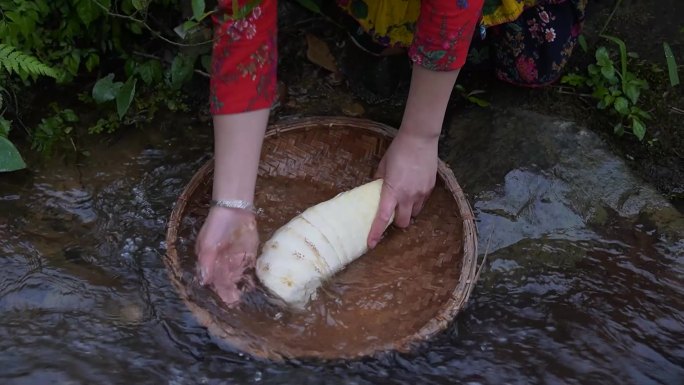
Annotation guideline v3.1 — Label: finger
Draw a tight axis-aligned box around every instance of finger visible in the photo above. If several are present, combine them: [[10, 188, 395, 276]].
[[197, 248, 217, 286], [373, 156, 387, 179], [394, 201, 413, 228], [367, 185, 397, 249], [211, 251, 251, 306], [411, 196, 427, 218], [213, 280, 241, 307]]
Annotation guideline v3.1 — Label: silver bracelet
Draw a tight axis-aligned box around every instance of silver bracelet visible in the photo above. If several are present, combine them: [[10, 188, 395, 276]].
[[210, 199, 263, 215]]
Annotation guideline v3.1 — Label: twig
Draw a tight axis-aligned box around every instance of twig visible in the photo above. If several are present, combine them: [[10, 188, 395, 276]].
[[91, 0, 214, 48], [5, 87, 31, 136], [671, 106, 684, 114], [474, 225, 494, 283], [553, 85, 592, 98], [599, 0, 623, 36]]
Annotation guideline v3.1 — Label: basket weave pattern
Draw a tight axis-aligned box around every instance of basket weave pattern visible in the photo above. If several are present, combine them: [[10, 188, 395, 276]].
[[165, 117, 478, 361]]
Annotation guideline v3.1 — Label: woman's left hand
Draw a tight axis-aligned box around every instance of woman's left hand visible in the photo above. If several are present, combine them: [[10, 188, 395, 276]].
[[367, 129, 439, 248], [366, 64, 461, 249]]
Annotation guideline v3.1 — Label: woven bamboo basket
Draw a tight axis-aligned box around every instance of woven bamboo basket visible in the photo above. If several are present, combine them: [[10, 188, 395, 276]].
[[164, 116, 478, 361]]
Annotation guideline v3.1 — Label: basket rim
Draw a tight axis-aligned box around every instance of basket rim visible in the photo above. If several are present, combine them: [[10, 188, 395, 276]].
[[164, 116, 479, 361]]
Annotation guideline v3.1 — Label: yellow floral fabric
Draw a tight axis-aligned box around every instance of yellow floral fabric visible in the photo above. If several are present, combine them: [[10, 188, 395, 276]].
[[481, 0, 538, 27], [338, 0, 538, 47]]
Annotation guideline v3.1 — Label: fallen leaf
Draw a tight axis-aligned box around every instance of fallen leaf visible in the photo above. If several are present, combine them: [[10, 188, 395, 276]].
[[342, 101, 365, 117], [306, 34, 338, 73]]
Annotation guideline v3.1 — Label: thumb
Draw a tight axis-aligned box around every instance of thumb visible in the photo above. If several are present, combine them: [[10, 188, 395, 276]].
[[367, 183, 396, 249], [374, 156, 387, 179]]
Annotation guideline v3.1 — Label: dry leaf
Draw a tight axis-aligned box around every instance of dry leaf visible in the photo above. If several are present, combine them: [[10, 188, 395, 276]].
[[305, 34, 338, 73]]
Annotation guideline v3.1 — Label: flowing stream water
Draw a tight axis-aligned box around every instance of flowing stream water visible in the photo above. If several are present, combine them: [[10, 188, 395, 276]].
[[1, 108, 682, 385]]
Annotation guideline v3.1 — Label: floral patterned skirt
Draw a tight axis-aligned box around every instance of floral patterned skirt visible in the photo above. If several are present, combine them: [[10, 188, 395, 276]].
[[338, 0, 588, 87]]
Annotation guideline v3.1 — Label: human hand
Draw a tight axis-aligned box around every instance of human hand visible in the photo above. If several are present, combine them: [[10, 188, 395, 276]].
[[367, 130, 439, 249], [195, 206, 260, 306]]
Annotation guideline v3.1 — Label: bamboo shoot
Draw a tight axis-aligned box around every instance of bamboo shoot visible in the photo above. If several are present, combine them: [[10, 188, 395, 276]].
[[255, 179, 391, 307]]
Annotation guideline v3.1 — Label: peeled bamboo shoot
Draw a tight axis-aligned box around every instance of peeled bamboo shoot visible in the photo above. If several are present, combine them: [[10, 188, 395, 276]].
[[256, 179, 392, 307]]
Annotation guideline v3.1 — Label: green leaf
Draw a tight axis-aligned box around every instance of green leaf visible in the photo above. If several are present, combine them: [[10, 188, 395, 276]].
[[595, 47, 611, 66], [62, 109, 79, 123], [62, 52, 81, 76], [116, 77, 137, 119], [624, 83, 640, 104], [467, 96, 490, 107], [560, 73, 587, 87], [92, 73, 123, 103], [603, 94, 615, 107], [0, 116, 11, 137], [588, 64, 600, 76], [294, 0, 321, 13], [130, 22, 143, 34], [137, 60, 162, 85], [600, 65, 616, 82], [601, 35, 628, 91], [630, 106, 652, 120], [592, 85, 609, 100], [85, 53, 100, 72], [631, 117, 646, 141], [132, 0, 145, 10], [350, 0, 368, 19], [578, 35, 588, 53], [0, 43, 59, 79], [201, 54, 212, 73], [613, 122, 624, 136], [192, 0, 206, 21], [663, 42, 680, 87], [0, 136, 27, 172], [613, 96, 629, 115], [169, 54, 196, 89], [75, 0, 99, 27]]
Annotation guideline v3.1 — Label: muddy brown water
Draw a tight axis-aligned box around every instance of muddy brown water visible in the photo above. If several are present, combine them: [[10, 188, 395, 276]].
[[170, 124, 466, 360], [1, 112, 683, 385]]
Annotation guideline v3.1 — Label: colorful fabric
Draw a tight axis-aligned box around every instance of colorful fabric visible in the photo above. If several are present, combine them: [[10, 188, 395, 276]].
[[209, 0, 586, 115], [210, 0, 483, 115], [210, 0, 278, 115], [339, 0, 587, 86], [486, 0, 587, 86], [481, 0, 538, 27]]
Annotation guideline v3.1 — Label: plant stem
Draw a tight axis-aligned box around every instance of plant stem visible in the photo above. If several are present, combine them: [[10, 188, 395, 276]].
[[91, 0, 214, 48], [599, 0, 623, 36]]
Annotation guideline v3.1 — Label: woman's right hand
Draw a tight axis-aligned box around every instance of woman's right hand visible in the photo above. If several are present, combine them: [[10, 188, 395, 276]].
[[195, 206, 260, 306]]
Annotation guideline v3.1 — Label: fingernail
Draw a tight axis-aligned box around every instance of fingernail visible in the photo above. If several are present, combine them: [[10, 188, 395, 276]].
[[369, 240, 377, 249]]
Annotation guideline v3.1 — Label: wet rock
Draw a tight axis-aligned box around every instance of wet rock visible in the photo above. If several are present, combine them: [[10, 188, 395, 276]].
[[443, 107, 683, 249]]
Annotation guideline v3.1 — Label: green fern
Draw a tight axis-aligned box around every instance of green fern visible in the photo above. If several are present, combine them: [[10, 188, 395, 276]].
[[0, 44, 58, 79]]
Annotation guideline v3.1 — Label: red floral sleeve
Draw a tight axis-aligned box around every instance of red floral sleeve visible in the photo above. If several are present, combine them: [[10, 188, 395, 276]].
[[408, 0, 484, 71], [210, 0, 278, 115]]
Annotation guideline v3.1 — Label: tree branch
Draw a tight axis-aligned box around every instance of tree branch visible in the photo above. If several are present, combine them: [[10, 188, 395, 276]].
[[91, 0, 214, 48]]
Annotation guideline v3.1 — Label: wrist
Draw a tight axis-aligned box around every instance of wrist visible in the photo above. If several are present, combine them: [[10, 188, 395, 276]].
[[210, 199, 261, 215], [208, 204, 257, 220], [399, 66, 460, 142]]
